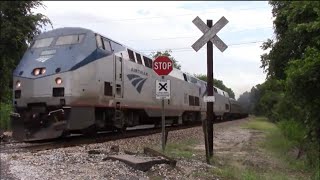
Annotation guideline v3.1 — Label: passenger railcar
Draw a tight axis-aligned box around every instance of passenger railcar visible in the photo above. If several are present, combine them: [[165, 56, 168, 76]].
[[11, 27, 247, 141]]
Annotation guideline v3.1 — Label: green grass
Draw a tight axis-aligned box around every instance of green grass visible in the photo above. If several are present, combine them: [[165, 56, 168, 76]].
[[209, 117, 315, 180], [209, 165, 267, 180], [0, 103, 12, 130], [249, 117, 317, 178], [163, 138, 198, 159], [242, 116, 277, 132], [150, 117, 318, 180]]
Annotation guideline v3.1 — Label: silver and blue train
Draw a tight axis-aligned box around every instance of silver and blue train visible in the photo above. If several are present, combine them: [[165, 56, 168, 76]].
[[11, 27, 247, 142]]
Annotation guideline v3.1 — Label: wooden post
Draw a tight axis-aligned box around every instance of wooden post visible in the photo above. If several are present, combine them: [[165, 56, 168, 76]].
[[207, 19, 214, 157], [202, 118, 210, 164], [191, 16, 229, 164]]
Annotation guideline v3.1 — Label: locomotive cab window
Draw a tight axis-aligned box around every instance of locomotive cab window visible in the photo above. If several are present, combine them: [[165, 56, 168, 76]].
[[135, 53, 143, 65], [110, 41, 124, 52], [31, 37, 54, 48], [127, 49, 135, 62], [183, 73, 188, 82], [102, 39, 112, 52], [56, 34, 85, 45], [214, 87, 217, 93], [143, 56, 152, 68], [95, 34, 103, 48]]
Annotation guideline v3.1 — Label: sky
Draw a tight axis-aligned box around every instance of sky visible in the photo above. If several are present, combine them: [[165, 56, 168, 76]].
[[33, 1, 274, 99]]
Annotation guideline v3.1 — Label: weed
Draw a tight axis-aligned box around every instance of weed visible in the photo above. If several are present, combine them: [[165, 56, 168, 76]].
[[242, 117, 276, 132], [0, 103, 12, 130], [164, 139, 197, 159]]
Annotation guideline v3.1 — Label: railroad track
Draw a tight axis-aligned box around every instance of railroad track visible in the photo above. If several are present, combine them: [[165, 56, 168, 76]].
[[1, 122, 202, 153], [1, 118, 243, 154]]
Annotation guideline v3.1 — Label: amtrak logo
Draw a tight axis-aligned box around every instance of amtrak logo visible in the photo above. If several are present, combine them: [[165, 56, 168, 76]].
[[127, 74, 147, 93], [36, 49, 56, 62]]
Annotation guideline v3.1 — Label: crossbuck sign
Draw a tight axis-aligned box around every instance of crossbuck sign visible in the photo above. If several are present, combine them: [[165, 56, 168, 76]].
[[191, 16, 229, 163], [191, 16, 229, 52]]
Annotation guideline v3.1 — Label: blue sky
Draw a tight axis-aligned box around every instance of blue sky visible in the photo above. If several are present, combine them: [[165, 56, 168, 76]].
[[33, 1, 274, 98]]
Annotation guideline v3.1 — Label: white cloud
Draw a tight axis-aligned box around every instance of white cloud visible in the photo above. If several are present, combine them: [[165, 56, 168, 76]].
[[32, 1, 273, 98]]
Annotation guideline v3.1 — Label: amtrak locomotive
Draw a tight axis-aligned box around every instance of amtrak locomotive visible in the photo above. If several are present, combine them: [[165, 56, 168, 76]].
[[11, 27, 247, 142]]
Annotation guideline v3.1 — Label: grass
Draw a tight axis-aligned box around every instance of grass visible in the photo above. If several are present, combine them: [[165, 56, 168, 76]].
[[0, 103, 12, 130], [243, 116, 276, 132], [149, 117, 318, 180], [209, 159, 291, 180], [250, 117, 316, 178], [208, 116, 315, 180], [150, 138, 199, 160], [163, 138, 198, 159]]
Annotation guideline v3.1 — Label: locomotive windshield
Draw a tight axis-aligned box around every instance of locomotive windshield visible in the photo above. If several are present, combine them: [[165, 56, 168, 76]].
[[31, 34, 85, 49], [32, 37, 54, 48], [55, 34, 85, 45]]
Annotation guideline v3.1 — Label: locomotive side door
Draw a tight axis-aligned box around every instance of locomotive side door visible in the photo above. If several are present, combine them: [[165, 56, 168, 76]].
[[114, 55, 123, 98]]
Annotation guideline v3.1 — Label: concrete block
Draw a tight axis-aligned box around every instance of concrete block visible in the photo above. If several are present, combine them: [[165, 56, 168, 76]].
[[103, 154, 169, 171]]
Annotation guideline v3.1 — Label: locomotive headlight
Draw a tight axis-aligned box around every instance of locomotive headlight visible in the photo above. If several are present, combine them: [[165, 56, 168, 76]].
[[33, 68, 40, 76], [16, 80, 21, 88], [55, 77, 62, 85], [41, 68, 46, 74]]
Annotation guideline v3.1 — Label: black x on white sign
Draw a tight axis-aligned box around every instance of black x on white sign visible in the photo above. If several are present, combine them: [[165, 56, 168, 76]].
[[159, 83, 167, 91], [156, 79, 171, 99]]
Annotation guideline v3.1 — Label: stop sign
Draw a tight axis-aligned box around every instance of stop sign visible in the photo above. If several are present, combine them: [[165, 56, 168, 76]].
[[153, 56, 173, 76]]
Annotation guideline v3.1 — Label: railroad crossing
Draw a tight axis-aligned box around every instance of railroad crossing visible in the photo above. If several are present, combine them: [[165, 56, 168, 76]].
[[192, 16, 229, 163]]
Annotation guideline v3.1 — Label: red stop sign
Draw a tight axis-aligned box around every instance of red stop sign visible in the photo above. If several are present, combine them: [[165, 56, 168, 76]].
[[153, 56, 173, 76]]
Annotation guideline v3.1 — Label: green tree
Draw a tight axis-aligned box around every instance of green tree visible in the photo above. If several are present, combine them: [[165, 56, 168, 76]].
[[194, 74, 235, 99], [260, 1, 320, 80], [256, 1, 320, 172], [150, 49, 181, 70], [0, 1, 51, 103]]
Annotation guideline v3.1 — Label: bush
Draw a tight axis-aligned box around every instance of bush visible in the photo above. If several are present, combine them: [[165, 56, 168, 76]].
[[277, 119, 319, 179], [277, 120, 306, 146], [0, 103, 12, 130]]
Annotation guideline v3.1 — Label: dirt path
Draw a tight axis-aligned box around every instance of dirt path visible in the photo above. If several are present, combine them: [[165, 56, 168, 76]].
[[192, 117, 309, 180]]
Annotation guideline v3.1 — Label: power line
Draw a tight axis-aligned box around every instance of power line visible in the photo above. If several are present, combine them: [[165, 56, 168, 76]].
[[137, 40, 265, 53], [126, 27, 272, 41]]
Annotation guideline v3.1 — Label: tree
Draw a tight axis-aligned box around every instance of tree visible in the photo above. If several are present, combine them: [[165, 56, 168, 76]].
[[256, 1, 320, 171], [194, 74, 235, 99], [260, 1, 320, 80], [150, 49, 181, 70], [0, 1, 51, 103]]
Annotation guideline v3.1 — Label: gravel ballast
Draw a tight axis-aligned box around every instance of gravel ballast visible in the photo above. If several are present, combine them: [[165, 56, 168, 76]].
[[0, 119, 250, 180]]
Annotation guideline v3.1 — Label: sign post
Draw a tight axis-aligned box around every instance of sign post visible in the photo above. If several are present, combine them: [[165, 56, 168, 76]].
[[192, 16, 228, 163], [153, 56, 173, 152]]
